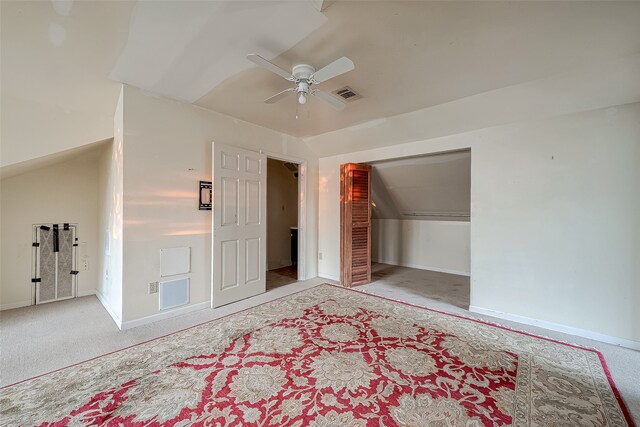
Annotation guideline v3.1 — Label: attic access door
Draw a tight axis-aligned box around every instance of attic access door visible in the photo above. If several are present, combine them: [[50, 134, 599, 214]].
[[212, 142, 267, 307], [340, 163, 372, 287], [33, 224, 77, 304]]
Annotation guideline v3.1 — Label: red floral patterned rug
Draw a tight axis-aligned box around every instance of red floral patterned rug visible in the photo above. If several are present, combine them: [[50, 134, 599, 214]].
[[0, 284, 633, 426]]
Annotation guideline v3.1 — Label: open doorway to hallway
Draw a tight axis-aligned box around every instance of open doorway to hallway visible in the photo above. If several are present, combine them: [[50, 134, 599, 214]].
[[266, 158, 299, 290]]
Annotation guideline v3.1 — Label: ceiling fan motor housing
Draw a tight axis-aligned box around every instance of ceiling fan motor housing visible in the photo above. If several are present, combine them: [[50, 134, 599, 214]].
[[292, 64, 315, 80], [293, 64, 315, 98]]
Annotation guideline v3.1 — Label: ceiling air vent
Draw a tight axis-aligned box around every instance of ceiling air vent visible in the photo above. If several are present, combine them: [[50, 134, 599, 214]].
[[332, 86, 362, 102]]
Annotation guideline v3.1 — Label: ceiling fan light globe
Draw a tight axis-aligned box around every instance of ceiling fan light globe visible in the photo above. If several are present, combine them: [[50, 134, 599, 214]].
[[298, 93, 307, 105]]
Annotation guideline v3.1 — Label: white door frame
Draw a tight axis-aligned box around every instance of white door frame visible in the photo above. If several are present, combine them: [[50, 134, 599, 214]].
[[260, 150, 307, 281]]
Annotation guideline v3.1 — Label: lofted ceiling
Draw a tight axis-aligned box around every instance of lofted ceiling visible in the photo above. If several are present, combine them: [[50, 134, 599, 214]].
[[110, 1, 327, 103], [195, 1, 640, 136], [2, 0, 640, 147], [0, 0, 133, 114]]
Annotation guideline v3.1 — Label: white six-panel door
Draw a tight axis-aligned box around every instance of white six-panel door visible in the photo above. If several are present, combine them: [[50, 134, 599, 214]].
[[212, 143, 266, 307]]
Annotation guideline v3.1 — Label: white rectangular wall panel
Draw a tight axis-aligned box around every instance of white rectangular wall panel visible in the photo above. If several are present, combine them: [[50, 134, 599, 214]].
[[160, 247, 190, 277], [159, 278, 189, 310]]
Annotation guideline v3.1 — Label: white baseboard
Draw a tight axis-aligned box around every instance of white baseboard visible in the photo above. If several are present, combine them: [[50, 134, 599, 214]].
[[318, 273, 340, 282], [0, 300, 31, 311], [372, 258, 470, 277], [469, 305, 640, 351], [268, 262, 293, 271], [77, 289, 97, 297], [1, 290, 98, 311], [95, 292, 123, 329], [120, 301, 210, 330]]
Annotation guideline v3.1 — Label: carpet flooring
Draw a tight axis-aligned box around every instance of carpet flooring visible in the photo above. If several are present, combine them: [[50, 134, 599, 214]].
[[0, 284, 633, 426], [370, 263, 470, 309], [1, 267, 638, 424]]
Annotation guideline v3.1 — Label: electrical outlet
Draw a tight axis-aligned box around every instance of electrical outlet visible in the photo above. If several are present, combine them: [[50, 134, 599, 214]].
[[105, 269, 109, 281], [148, 282, 159, 294], [318, 252, 323, 260]]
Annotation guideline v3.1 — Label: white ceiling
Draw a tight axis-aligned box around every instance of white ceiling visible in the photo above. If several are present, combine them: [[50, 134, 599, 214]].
[[1, 1, 132, 113], [110, 1, 327, 103], [196, 1, 640, 136], [2, 1, 640, 144]]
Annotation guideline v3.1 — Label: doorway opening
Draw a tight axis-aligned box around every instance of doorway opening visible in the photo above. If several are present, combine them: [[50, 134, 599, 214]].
[[266, 158, 300, 291], [211, 142, 307, 308], [340, 149, 471, 309]]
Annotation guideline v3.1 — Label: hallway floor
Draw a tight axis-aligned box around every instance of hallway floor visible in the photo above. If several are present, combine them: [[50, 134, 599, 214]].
[[266, 265, 298, 291]]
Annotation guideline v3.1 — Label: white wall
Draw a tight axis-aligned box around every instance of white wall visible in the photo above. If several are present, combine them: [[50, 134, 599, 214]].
[[120, 85, 318, 323], [267, 159, 298, 270], [372, 219, 470, 276], [96, 88, 125, 324], [318, 103, 640, 344], [0, 152, 101, 310]]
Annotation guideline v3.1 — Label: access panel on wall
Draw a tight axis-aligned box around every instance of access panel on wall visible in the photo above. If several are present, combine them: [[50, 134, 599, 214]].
[[32, 224, 78, 304], [340, 163, 372, 287]]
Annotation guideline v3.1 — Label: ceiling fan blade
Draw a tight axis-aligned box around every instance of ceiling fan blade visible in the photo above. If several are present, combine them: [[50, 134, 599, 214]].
[[311, 57, 354, 83], [247, 54, 293, 81], [312, 90, 347, 111], [264, 87, 295, 104]]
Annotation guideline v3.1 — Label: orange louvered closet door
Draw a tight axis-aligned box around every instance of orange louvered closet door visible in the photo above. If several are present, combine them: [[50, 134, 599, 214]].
[[340, 163, 372, 287]]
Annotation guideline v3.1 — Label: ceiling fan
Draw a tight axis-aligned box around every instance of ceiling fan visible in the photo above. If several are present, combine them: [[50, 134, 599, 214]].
[[247, 54, 355, 111]]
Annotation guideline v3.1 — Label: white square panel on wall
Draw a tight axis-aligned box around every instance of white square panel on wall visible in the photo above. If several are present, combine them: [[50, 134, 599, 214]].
[[159, 278, 189, 310], [160, 247, 190, 277]]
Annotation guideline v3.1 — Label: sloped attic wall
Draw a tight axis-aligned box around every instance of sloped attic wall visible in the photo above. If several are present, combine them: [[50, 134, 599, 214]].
[[369, 151, 471, 276], [0, 149, 103, 309], [370, 151, 471, 221]]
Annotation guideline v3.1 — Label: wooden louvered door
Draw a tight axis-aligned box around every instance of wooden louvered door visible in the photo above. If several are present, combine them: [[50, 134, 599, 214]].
[[340, 163, 372, 287]]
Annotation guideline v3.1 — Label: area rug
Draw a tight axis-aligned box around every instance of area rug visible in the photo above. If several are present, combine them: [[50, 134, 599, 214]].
[[0, 284, 633, 426]]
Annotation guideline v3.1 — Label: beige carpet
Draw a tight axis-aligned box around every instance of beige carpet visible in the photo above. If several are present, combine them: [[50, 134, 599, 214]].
[[0, 284, 633, 426], [370, 263, 470, 309]]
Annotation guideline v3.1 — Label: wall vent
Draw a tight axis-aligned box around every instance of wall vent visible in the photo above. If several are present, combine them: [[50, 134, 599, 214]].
[[159, 278, 189, 310], [332, 86, 362, 102]]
